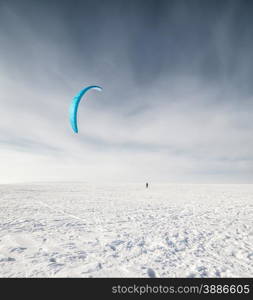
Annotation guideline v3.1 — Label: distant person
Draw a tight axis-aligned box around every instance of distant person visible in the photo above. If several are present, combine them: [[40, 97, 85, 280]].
[[146, 182, 148, 188]]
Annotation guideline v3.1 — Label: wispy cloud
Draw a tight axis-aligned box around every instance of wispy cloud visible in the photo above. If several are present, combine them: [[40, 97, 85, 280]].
[[1, 0, 253, 183]]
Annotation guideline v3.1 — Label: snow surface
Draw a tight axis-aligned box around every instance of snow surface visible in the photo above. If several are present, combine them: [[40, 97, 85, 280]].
[[0, 183, 253, 277]]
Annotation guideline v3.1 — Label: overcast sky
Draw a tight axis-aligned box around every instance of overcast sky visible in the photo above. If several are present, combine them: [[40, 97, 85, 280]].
[[1, 0, 253, 183]]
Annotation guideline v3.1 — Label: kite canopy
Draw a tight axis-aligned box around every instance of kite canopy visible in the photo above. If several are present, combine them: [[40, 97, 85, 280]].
[[69, 85, 102, 133]]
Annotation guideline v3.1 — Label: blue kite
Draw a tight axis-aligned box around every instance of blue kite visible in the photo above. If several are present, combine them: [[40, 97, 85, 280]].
[[69, 85, 102, 133]]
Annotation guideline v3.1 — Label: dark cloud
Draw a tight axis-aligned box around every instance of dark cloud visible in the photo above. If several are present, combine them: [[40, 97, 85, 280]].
[[1, 0, 253, 182]]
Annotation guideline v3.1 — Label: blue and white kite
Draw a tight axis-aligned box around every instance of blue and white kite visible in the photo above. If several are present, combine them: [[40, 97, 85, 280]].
[[69, 85, 102, 133]]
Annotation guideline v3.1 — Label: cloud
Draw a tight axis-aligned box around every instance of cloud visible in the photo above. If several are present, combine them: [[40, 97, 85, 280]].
[[0, 0, 253, 183]]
